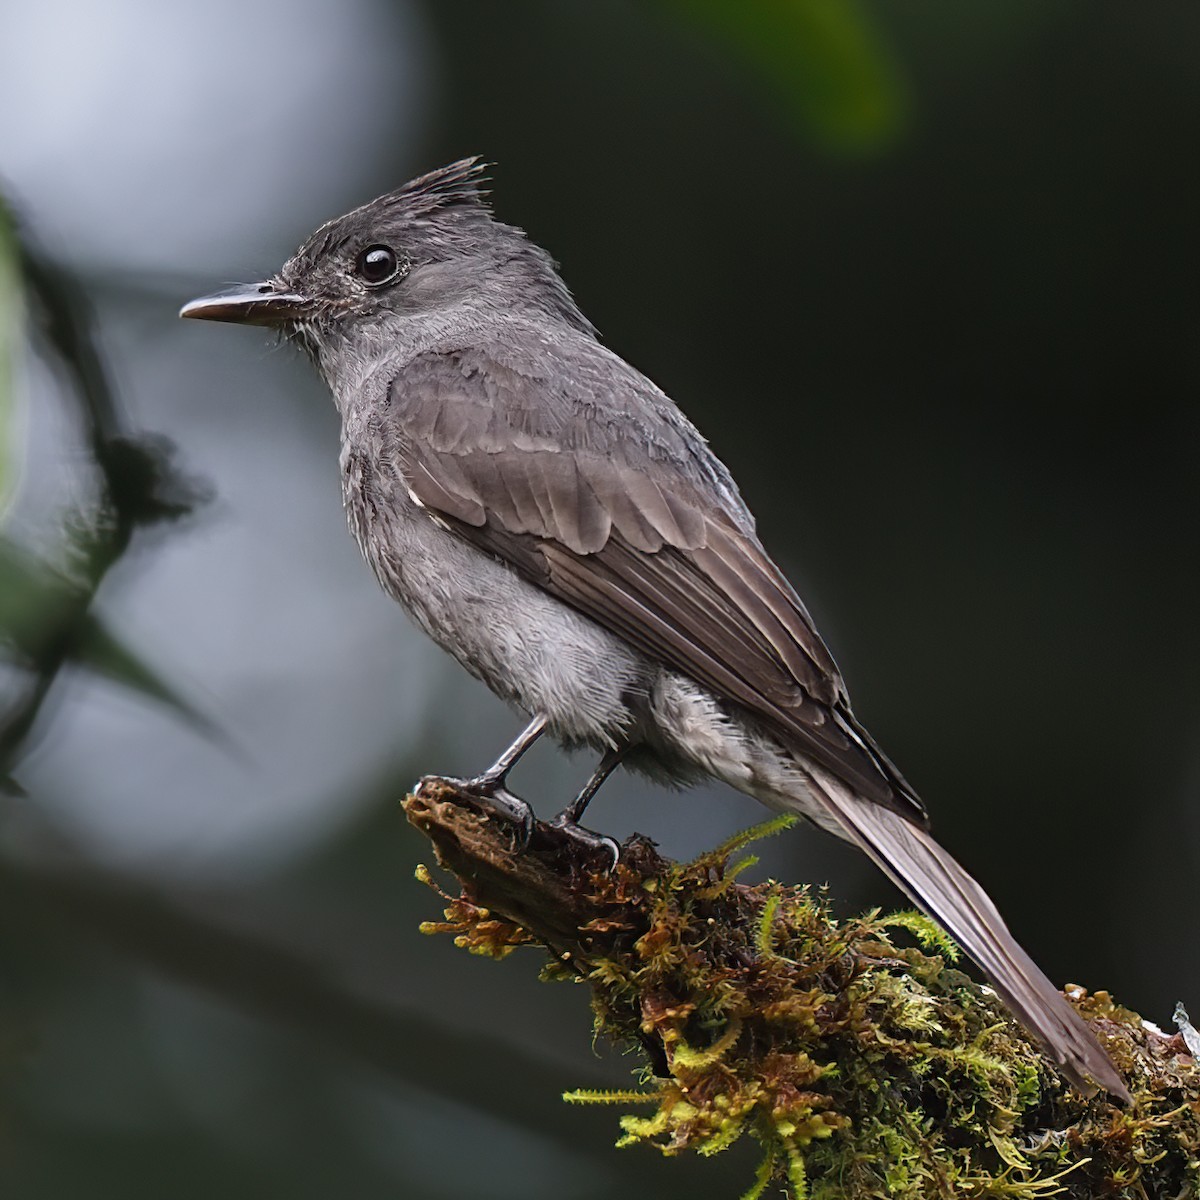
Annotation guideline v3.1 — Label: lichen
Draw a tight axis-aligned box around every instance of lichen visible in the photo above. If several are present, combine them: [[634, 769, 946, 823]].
[[413, 804, 1199, 1198]]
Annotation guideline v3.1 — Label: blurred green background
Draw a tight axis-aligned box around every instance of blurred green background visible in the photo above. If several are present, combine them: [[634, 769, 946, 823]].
[[1, 2, 1197, 1196]]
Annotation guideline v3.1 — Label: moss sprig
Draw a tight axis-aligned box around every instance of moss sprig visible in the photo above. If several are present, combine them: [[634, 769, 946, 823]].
[[407, 783, 1197, 1198]]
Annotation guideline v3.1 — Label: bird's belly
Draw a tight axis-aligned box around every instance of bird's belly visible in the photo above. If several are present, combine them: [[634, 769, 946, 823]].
[[346, 488, 646, 749]]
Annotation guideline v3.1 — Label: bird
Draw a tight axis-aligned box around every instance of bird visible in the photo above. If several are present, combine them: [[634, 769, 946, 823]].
[[181, 157, 1128, 1102]]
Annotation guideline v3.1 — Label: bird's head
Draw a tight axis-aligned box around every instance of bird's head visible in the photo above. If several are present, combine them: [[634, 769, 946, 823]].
[[181, 157, 591, 373]]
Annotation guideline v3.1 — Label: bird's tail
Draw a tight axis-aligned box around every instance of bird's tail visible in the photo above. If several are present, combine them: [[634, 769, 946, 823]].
[[803, 768, 1130, 1102]]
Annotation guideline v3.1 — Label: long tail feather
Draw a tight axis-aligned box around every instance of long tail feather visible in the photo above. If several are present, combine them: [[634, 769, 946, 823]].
[[804, 769, 1129, 1102]]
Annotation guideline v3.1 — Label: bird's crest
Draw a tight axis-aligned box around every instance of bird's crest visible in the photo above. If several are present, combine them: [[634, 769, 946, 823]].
[[294, 157, 495, 265], [389, 157, 492, 218]]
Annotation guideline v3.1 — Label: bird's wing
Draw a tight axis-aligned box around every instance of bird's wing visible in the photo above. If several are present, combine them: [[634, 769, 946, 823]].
[[386, 347, 924, 821]]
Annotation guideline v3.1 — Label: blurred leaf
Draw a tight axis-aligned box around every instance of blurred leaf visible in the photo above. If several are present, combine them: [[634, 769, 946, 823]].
[[78, 615, 221, 738], [0, 200, 23, 514], [0, 537, 217, 738], [0, 539, 81, 654], [0, 206, 216, 770], [665, 0, 909, 152]]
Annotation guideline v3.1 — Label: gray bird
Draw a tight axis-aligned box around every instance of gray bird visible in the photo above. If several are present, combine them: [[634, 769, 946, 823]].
[[181, 158, 1127, 1102]]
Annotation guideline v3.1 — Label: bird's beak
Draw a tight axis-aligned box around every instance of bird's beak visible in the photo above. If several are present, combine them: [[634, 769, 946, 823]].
[[179, 282, 314, 326]]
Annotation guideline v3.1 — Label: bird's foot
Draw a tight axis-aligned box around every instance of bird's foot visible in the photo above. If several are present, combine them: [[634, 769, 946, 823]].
[[434, 773, 535, 847], [547, 813, 621, 871], [416, 772, 618, 866]]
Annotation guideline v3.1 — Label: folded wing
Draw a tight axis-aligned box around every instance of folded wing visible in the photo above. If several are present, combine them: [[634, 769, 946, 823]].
[[388, 348, 925, 821]]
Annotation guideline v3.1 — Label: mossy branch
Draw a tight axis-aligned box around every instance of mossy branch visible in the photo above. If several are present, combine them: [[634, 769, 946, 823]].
[[405, 777, 1199, 1199]]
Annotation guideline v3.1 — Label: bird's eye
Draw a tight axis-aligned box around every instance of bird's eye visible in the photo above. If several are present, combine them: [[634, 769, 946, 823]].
[[355, 244, 404, 287]]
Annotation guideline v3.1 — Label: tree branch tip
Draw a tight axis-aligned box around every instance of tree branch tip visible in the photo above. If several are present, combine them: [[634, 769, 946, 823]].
[[403, 775, 1198, 1198]]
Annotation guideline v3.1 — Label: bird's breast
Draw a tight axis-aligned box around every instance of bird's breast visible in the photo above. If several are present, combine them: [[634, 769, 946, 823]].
[[338, 438, 649, 749]]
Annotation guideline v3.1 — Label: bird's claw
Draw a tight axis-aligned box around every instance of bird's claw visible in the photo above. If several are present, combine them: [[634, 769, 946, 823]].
[[445, 774, 535, 848], [548, 813, 621, 870]]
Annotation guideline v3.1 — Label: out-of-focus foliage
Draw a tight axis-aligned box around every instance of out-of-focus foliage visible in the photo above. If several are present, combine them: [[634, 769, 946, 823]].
[[0, 203, 21, 512], [0, 537, 213, 751], [665, 0, 909, 151], [0, 217, 211, 777]]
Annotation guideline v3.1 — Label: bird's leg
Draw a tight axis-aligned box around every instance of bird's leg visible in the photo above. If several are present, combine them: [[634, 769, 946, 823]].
[[548, 744, 629, 865], [455, 714, 547, 840], [471, 714, 548, 790], [554, 744, 629, 826]]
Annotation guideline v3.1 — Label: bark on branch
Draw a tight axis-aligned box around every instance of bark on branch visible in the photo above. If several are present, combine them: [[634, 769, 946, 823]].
[[406, 776, 1200, 1200]]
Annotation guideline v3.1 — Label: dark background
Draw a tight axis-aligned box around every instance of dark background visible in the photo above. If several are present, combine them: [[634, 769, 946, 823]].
[[1, 2, 1197, 1196]]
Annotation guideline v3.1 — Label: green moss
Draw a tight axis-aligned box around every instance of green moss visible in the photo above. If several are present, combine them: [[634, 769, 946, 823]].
[[419, 817, 1196, 1198]]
